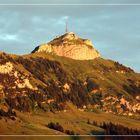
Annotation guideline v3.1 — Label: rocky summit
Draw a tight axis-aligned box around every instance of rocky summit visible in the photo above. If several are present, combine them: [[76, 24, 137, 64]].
[[32, 32, 101, 60]]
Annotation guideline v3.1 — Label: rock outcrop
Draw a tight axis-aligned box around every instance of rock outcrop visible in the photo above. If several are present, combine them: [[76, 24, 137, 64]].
[[32, 32, 101, 60]]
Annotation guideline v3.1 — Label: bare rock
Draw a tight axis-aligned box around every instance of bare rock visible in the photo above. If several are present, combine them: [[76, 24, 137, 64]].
[[32, 32, 101, 60]]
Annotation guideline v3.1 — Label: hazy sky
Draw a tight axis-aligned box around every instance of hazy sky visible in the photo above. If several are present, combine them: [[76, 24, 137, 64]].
[[0, 0, 140, 72]]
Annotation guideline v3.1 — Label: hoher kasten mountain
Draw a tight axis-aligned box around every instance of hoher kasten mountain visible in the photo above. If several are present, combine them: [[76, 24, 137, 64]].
[[0, 32, 140, 135]]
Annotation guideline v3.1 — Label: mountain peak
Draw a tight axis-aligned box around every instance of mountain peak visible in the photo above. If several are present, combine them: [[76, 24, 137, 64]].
[[61, 32, 79, 40], [32, 32, 101, 60]]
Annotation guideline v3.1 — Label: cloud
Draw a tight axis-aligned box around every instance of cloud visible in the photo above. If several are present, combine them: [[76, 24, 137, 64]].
[[54, 16, 69, 26], [0, 34, 19, 41]]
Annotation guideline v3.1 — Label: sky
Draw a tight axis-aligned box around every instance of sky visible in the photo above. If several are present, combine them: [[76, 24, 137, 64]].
[[0, 0, 140, 72]]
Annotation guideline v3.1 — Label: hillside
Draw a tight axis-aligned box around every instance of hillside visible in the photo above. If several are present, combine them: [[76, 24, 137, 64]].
[[0, 51, 140, 116]]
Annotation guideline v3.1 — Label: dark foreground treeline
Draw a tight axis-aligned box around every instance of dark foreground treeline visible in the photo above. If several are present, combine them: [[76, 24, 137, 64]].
[[47, 120, 140, 136], [47, 122, 77, 135], [101, 122, 140, 135], [88, 119, 140, 135]]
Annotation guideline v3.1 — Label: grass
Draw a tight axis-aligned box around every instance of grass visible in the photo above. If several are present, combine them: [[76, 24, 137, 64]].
[[0, 102, 140, 135]]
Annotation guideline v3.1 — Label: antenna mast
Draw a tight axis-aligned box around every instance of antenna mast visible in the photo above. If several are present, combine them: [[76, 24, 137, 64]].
[[65, 18, 68, 33]]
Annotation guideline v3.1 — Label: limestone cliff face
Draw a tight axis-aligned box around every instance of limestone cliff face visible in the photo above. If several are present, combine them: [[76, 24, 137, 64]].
[[32, 32, 101, 60]]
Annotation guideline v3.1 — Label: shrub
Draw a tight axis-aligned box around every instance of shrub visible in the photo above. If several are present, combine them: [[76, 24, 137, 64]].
[[47, 122, 64, 133]]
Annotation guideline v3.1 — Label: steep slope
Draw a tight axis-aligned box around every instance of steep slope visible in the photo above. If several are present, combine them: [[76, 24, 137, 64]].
[[0, 51, 140, 118], [32, 32, 101, 60]]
